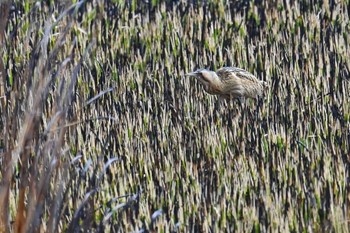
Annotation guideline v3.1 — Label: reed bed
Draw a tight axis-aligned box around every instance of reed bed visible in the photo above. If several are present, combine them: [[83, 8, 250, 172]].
[[0, 0, 349, 232]]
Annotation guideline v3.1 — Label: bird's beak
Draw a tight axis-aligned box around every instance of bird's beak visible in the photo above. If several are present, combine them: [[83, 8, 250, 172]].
[[185, 71, 200, 77]]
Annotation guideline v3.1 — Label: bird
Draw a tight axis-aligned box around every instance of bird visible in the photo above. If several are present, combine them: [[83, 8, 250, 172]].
[[186, 67, 268, 99]]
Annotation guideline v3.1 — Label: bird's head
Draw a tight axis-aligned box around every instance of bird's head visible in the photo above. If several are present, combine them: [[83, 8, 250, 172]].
[[185, 69, 217, 86]]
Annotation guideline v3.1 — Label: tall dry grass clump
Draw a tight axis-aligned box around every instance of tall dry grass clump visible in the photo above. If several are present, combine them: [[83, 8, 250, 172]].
[[0, 1, 117, 232]]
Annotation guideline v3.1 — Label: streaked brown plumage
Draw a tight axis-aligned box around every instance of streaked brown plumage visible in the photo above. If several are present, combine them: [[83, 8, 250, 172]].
[[186, 67, 268, 99]]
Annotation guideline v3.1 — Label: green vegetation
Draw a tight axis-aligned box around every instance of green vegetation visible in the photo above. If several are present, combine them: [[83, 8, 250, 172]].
[[0, 0, 349, 232]]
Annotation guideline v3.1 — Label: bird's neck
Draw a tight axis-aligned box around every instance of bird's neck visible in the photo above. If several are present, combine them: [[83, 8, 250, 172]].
[[203, 75, 223, 94], [209, 75, 223, 87]]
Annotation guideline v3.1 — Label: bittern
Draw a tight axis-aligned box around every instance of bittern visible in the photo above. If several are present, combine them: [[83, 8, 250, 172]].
[[186, 67, 267, 99]]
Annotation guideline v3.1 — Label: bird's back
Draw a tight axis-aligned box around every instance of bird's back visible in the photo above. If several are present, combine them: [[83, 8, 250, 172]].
[[216, 67, 259, 83], [216, 67, 267, 98]]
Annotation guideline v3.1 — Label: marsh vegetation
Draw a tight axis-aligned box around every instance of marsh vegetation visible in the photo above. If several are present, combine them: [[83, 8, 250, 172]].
[[0, 0, 349, 232]]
